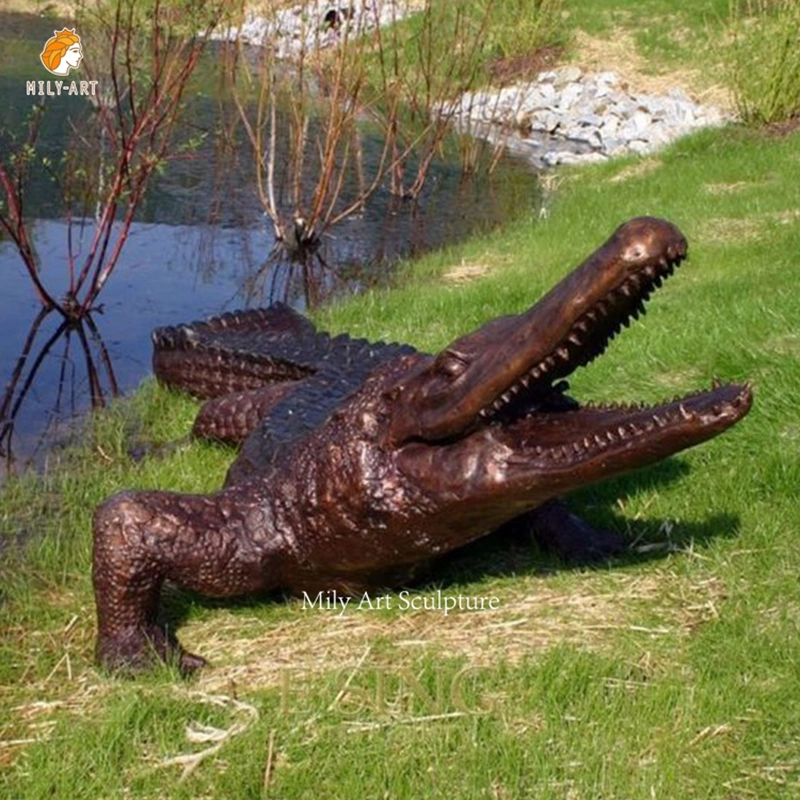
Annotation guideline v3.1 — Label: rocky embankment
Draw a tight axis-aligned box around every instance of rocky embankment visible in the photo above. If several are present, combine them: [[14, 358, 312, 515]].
[[210, 0, 415, 58], [444, 66, 731, 168], [215, 3, 732, 168]]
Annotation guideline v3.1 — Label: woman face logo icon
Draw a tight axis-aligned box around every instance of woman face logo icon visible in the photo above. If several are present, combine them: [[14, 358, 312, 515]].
[[40, 29, 83, 76]]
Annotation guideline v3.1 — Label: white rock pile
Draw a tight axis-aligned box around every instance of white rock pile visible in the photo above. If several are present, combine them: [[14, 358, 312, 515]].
[[443, 66, 732, 167], [209, 0, 416, 58], [211, 3, 732, 169]]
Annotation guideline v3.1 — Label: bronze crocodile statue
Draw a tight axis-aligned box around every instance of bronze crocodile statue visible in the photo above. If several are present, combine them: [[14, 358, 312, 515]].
[[92, 218, 752, 674]]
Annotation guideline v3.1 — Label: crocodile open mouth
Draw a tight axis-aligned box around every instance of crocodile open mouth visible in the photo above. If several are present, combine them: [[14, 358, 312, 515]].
[[478, 229, 687, 424], [386, 216, 753, 454], [501, 381, 752, 470], [469, 225, 752, 473]]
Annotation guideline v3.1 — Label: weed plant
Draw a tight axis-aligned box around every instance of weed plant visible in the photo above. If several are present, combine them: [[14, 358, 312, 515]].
[[728, 0, 800, 124]]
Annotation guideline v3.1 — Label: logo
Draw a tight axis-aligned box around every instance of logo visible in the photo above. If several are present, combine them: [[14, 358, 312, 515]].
[[40, 28, 83, 76], [28, 28, 96, 96]]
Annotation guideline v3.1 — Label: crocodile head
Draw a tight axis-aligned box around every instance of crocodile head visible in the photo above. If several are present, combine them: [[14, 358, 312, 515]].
[[375, 217, 751, 525]]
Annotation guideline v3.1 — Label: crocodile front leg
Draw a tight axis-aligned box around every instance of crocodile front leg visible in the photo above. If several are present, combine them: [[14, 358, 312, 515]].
[[526, 499, 627, 562], [92, 488, 285, 674]]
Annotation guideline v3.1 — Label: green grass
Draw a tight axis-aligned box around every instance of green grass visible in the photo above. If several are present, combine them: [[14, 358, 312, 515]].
[[3, 122, 799, 800], [3, 6, 800, 799]]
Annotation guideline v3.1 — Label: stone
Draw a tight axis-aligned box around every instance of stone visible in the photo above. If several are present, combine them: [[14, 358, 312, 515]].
[[628, 139, 652, 155], [599, 115, 620, 138], [543, 112, 561, 134], [558, 82, 585, 110], [601, 137, 627, 155], [209, 0, 420, 57], [553, 66, 584, 87], [631, 109, 654, 134], [595, 71, 620, 86], [576, 112, 603, 128]]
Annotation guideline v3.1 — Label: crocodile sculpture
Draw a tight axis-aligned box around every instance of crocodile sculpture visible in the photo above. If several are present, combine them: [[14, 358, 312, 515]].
[[92, 218, 752, 674]]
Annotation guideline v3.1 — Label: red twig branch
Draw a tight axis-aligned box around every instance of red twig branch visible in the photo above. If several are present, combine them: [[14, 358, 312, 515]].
[[0, 0, 221, 319]]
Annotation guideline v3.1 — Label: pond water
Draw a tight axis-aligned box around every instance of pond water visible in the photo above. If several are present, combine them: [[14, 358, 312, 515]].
[[0, 11, 541, 472]]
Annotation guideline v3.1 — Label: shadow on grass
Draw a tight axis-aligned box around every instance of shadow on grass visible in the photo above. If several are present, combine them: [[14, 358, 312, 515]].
[[159, 456, 742, 634]]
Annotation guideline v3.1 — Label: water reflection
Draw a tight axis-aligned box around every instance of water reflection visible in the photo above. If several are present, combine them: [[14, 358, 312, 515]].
[[0, 17, 541, 473], [0, 308, 118, 472]]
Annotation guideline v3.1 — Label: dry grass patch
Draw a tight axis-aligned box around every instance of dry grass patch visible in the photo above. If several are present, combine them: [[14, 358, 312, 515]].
[[652, 367, 706, 390], [442, 260, 493, 284], [1, 675, 113, 763], [186, 568, 726, 694], [763, 333, 800, 358], [780, 423, 800, 442], [608, 157, 663, 184], [487, 44, 564, 86], [702, 180, 775, 195], [697, 215, 764, 244], [771, 208, 800, 225], [697, 208, 800, 244], [570, 29, 733, 109]]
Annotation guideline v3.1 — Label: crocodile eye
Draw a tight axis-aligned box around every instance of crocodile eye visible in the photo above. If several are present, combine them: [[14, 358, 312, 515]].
[[435, 351, 468, 378], [622, 243, 647, 262]]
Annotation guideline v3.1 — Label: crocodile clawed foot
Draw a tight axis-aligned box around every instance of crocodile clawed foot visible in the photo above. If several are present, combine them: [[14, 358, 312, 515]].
[[96, 624, 208, 677], [178, 650, 209, 676]]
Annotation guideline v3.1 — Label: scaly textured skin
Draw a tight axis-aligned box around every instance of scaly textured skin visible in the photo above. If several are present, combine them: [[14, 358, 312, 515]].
[[93, 218, 752, 674]]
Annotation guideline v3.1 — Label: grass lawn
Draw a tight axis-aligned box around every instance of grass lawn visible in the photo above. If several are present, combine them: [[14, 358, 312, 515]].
[[2, 2, 800, 798]]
